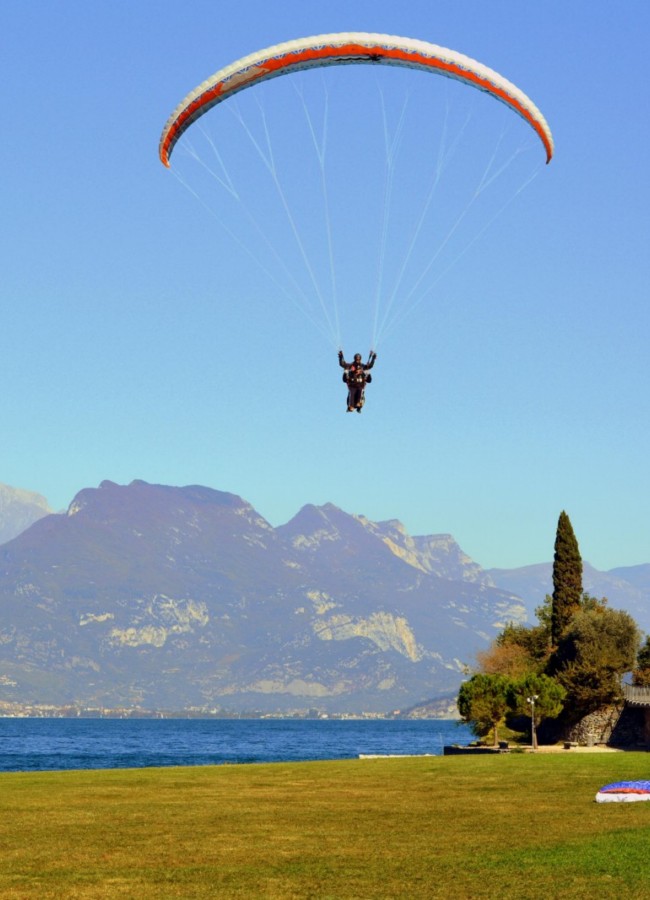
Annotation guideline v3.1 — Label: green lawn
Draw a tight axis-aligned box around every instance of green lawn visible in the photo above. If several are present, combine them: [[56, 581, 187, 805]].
[[1, 752, 650, 898]]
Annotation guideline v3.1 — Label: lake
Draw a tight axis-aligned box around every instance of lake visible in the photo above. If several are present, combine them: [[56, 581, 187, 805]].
[[0, 717, 472, 772]]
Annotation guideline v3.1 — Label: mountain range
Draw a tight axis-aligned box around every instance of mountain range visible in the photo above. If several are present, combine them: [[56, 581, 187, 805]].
[[487, 562, 650, 630], [0, 480, 648, 714]]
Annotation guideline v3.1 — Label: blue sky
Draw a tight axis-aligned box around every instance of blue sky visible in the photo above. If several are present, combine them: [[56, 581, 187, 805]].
[[3, 1, 649, 571]]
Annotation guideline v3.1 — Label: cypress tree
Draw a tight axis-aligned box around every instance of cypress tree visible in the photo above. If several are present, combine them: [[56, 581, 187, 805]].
[[550, 511, 583, 645]]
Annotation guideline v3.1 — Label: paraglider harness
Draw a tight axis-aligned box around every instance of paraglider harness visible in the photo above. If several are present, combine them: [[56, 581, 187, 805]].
[[341, 353, 374, 387], [342, 368, 372, 386]]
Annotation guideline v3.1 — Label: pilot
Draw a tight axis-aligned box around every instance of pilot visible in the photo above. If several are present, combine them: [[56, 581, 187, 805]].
[[338, 350, 377, 412]]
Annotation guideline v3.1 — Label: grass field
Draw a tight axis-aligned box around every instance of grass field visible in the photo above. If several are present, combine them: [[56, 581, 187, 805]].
[[1, 752, 650, 898]]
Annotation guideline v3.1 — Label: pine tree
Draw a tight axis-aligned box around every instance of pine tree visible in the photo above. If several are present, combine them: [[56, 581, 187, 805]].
[[550, 511, 583, 645], [457, 674, 513, 747]]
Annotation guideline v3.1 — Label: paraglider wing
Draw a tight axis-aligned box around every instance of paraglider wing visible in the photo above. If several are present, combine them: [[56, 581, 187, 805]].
[[159, 33, 554, 168], [595, 780, 650, 803]]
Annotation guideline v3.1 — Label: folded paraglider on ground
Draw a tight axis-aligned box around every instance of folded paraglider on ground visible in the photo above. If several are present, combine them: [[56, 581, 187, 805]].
[[595, 781, 650, 803]]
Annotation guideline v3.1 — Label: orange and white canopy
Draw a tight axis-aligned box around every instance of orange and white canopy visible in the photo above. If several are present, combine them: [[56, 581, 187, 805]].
[[159, 32, 554, 167]]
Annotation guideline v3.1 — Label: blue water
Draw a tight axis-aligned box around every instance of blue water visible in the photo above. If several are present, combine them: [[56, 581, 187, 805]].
[[0, 718, 472, 772]]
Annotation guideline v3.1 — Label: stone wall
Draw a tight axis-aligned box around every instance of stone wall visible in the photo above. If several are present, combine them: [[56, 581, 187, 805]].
[[566, 706, 623, 744], [565, 705, 650, 747]]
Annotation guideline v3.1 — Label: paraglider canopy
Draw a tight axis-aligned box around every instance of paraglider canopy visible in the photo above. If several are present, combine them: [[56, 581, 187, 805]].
[[596, 781, 650, 802], [159, 33, 554, 353], [160, 32, 554, 168]]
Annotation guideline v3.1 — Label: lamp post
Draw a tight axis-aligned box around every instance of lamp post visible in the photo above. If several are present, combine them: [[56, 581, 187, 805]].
[[527, 694, 539, 750]]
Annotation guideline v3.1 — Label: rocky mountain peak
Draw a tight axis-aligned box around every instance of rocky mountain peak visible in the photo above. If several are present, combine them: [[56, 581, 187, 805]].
[[0, 482, 52, 545]]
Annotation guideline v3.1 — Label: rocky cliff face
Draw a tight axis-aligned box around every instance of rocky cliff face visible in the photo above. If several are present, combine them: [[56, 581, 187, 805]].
[[0, 483, 51, 545], [0, 480, 525, 713]]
